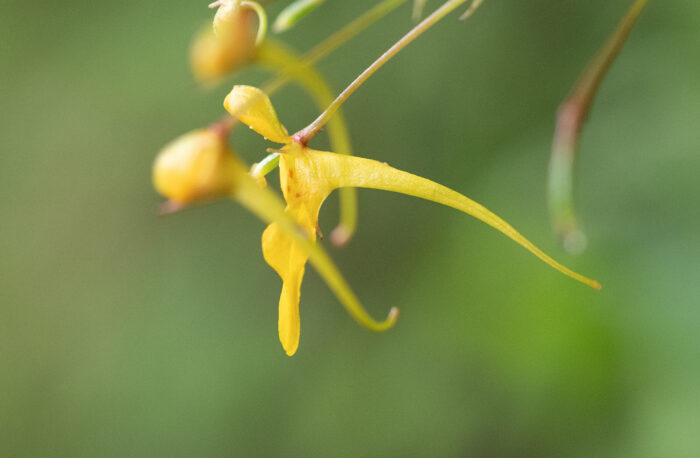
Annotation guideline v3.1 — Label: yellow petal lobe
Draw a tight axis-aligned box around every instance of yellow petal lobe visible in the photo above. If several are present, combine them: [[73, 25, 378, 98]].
[[223, 85, 290, 143], [261, 158, 319, 356], [282, 146, 601, 290], [262, 222, 310, 356]]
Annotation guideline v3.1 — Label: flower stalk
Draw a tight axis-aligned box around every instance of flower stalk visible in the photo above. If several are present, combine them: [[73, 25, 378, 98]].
[[548, 0, 647, 254], [294, 0, 482, 145]]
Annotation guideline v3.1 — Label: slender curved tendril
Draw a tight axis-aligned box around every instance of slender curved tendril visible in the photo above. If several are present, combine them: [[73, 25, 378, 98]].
[[234, 169, 399, 331]]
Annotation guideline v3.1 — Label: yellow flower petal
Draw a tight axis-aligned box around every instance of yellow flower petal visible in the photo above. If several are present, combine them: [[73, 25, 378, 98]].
[[223, 85, 290, 144], [262, 222, 309, 356], [233, 169, 398, 346], [280, 145, 601, 290], [260, 158, 323, 356]]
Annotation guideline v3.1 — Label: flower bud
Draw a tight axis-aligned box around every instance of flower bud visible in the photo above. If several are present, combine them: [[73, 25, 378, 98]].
[[190, 5, 258, 82], [153, 129, 237, 204], [212, 0, 241, 37]]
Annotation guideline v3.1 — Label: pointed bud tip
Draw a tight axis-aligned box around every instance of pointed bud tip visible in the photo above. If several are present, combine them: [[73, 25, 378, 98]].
[[330, 225, 352, 247], [158, 200, 186, 216], [388, 307, 400, 323]]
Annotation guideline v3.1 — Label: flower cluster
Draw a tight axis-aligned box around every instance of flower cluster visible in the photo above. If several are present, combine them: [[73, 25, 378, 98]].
[[153, 0, 600, 356]]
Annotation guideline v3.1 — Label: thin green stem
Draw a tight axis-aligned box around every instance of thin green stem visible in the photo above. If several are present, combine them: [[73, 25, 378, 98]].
[[304, 0, 407, 65], [459, 0, 482, 20], [412, 0, 428, 21], [251, 152, 280, 178], [294, 0, 478, 145], [548, 0, 647, 254], [273, 0, 325, 33]]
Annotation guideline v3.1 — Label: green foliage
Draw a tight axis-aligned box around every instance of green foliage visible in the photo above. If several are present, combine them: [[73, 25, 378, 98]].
[[1, 1, 699, 456]]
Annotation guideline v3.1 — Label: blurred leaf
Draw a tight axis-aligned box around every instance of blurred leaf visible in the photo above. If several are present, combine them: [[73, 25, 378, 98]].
[[273, 0, 325, 33]]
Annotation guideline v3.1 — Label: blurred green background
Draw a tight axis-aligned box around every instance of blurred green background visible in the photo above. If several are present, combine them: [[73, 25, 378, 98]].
[[2, 0, 699, 456]]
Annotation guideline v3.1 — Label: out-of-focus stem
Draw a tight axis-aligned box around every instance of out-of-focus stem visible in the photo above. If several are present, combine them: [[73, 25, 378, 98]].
[[294, 0, 479, 145], [273, 0, 326, 34], [305, 0, 407, 64], [459, 0, 482, 20], [412, 0, 427, 21], [548, 0, 647, 255]]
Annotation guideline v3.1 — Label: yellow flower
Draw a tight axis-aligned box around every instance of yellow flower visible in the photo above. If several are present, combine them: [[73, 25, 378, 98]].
[[153, 123, 398, 357], [189, 1, 360, 245], [224, 85, 601, 356]]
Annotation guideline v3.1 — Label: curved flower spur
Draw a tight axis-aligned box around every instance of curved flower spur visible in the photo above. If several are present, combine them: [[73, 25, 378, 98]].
[[223, 86, 601, 356]]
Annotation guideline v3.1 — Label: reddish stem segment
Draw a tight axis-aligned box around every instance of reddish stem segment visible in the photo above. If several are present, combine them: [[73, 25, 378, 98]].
[[548, 0, 647, 254]]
